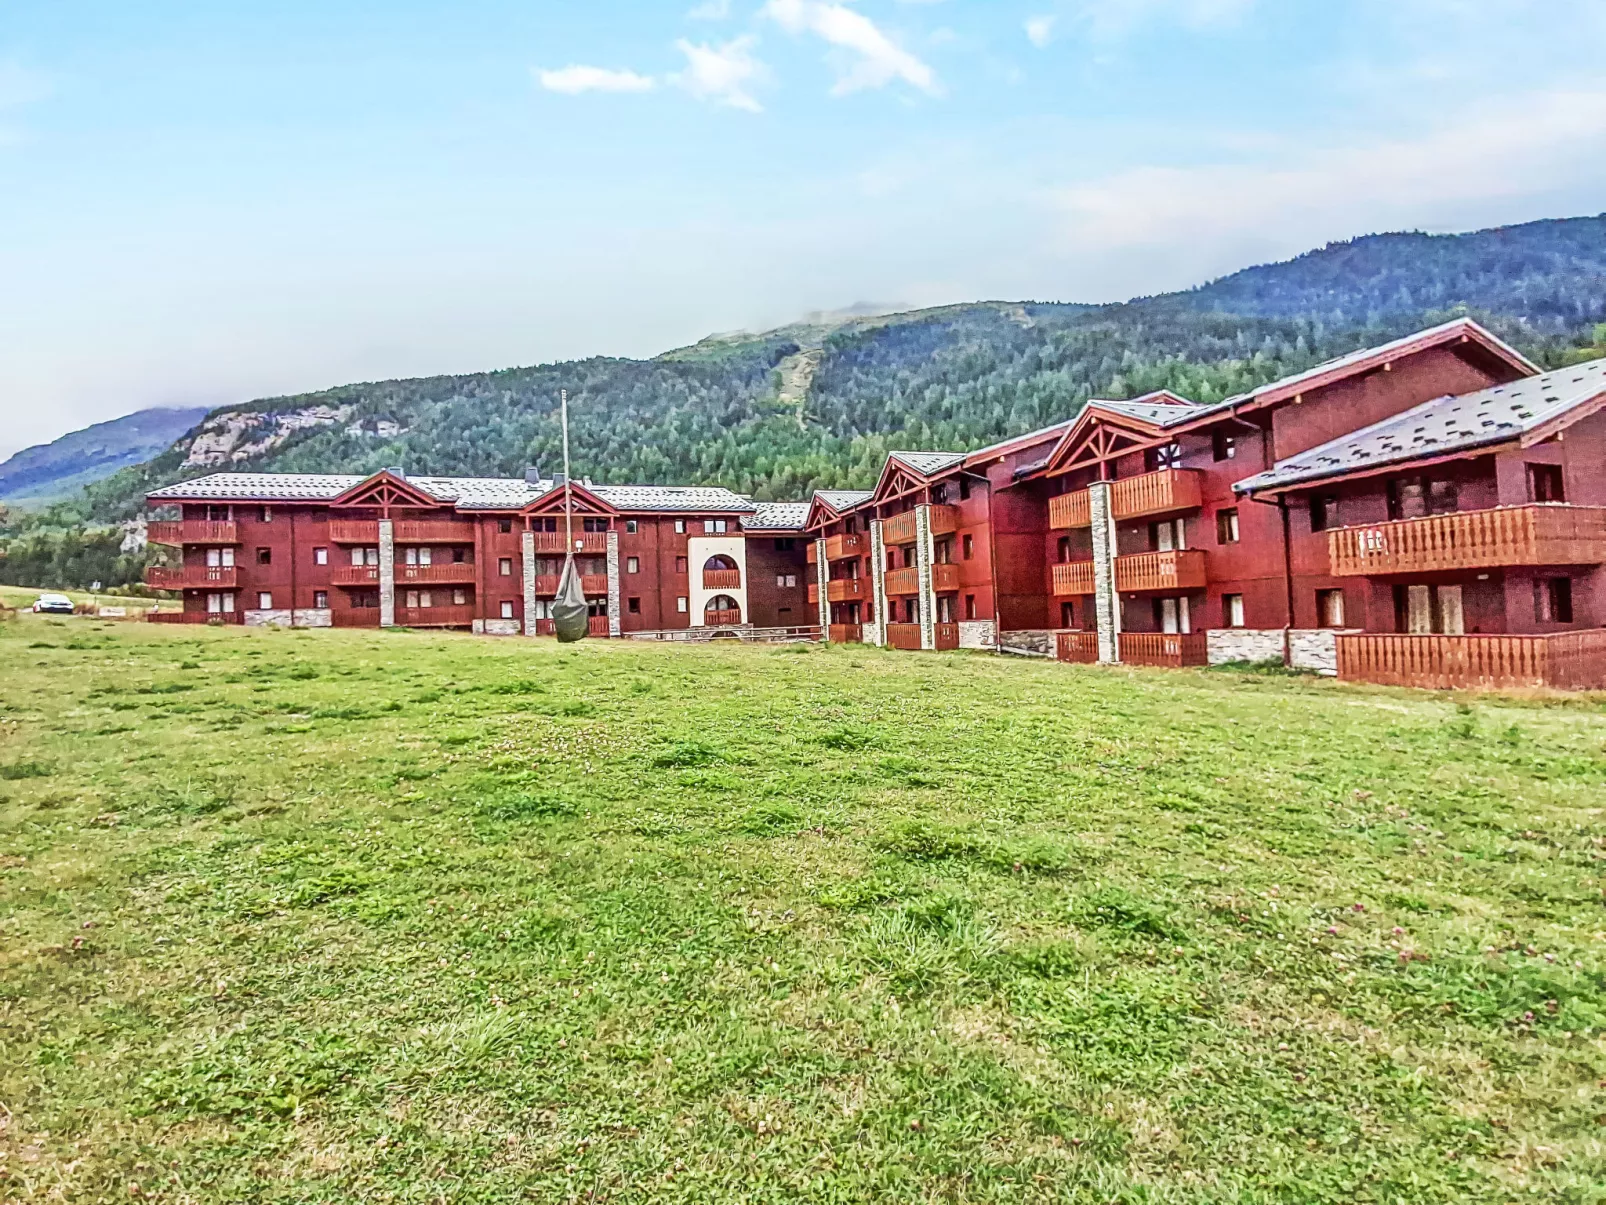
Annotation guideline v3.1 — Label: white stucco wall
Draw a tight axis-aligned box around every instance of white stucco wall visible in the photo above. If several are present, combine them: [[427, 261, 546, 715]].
[[688, 535, 750, 624]]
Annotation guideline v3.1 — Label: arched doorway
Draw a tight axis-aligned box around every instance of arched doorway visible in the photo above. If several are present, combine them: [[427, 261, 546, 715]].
[[704, 595, 741, 627]]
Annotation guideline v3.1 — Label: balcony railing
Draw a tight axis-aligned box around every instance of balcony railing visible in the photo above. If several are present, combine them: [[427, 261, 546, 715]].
[[329, 521, 379, 544], [534, 573, 609, 596], [1057, 631, 1098, 663], [1048, 469, 1204, 530], [532, 530, 610, 554], [396, 605, 475, 628], [147, 565, 238, 590], [1336, 629, 1606, 691], [1051, 549, 1208, 595], [332, 565, 380, 586], [332, 609, 382, 628], [1121, 632, 1209, 667], [827, 578, 866, 604], [885, 566, 920, 596], [148, 609, 244, 625], [825, 532, 866, 562], [702, 568, 741, 591], [882, 505, 958, 547], [703, 609, 742, 628], [146, 520, 239, 546], [393, 519, 475, 544], [828, 623, 864, 644], [1328, 504, 1606, 576], [398, 562, 477, 585], [934, 623, 959, 651], [931, 563, 959, 593], [886, 623, 922, 651], [533, 616, 614, 637]]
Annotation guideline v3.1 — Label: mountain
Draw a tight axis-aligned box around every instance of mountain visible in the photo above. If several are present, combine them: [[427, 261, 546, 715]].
[[0, 406, 210, 508], [35, 215, 1606, 535]]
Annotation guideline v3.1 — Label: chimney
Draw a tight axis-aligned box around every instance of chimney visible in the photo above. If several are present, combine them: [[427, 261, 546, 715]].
[[385, 465, 406, 480], [550, 471, 568, 487], [524, 465, 542, 485]]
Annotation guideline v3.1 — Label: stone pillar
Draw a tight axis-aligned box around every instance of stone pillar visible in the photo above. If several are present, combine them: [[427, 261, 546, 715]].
[[378, 519, 396, 627], [606, 530, 621, 638], [867, 520, 887, 647], [915, 504, 936, 651], [521, 529, 538, 636], [1089, 481, 1120, 664], [814, 538, 831, 637]]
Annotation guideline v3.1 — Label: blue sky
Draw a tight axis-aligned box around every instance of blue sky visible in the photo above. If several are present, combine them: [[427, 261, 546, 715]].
[[3, 0, 1605, 457]]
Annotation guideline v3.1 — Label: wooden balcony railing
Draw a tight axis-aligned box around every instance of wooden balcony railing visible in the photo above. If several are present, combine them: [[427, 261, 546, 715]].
[[702, 568, 741, 591], [934, 623, 959, 651], [885, 566, 921, 596], [703, 609, 742, 628], [1328, 504, 1606, 576], [1057, 631, 1098, 663], [825, 532, 866, 562], [332, 565, 380, 586], [1120, 632, 1209, 667], [1336, 630, 1606, 691], [534, 574, 609, 595], [931, 563, 960, 593], [533, 531, 609, 554], [1051, 549, 1208, 595], [332, 609, 382, 628], [828, 578, 866, 603], [148, 609, 244, 625], [886, 623, 922, 651], [147, 565, 238, 590], [393, 519, 475, 544], [329, 521, 379, 544], [396, 605, 475, 628], [398, 562, 476, 585], [1048, 469, 1204, 530], [146, 520, 239, 546], [828, 623, 864, 644], [882, 504, 959, 547], [534, 615, 615, 637]]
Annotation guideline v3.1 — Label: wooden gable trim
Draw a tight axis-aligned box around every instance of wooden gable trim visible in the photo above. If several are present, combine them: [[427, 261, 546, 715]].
[[1520, 388, 1606, 448], [520, 482, 617, 517], [330, 471, 439, 511], [1039, 406, 1169, 477]]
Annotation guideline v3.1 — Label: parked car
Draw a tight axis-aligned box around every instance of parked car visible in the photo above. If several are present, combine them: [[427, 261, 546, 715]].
[[31, 593, 75, 614]]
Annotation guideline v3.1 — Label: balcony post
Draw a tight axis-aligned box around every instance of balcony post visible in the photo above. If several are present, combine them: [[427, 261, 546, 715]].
[[606, 529, 621, 638], [378, 519, 396, 628], [1089, 482, 1121, 663], [521, 529, 538, 636], [915, 505, 936, 651], [814, 538, 831, 638], [867, 520, 887, 647]]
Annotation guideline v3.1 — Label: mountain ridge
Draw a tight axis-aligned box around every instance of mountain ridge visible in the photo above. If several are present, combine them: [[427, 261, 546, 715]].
[[0, 406, 210, 508]]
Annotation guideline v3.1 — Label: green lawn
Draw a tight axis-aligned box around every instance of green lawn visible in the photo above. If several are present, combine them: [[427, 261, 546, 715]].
[[1, 617, 1602, 1202]]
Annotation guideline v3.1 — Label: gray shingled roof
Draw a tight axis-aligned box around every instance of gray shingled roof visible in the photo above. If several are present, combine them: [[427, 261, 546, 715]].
[[814, 489, 874, 512], [743, 502, 811, 531], [1092, 399, 1211, 427], [890, 450, 967, 475], [1235, 358, 1606, 495], [147, 472, 756, 512]]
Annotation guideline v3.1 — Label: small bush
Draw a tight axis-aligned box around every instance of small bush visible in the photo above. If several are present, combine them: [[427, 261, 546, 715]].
[[0, 761, 54, 780]]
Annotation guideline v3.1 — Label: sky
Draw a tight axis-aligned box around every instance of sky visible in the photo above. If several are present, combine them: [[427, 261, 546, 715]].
[[3, 0, 1606, 459]]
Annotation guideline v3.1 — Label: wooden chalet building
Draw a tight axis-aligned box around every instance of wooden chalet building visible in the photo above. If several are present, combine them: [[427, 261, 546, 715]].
[[144, 470, 811, 636]]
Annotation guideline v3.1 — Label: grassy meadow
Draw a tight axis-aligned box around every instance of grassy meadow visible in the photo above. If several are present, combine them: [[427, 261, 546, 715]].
[[1, 615, 1603, 1202]]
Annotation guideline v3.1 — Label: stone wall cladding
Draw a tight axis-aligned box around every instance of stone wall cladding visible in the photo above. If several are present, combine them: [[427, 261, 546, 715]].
[[378, 519, 395, 628], [1000, 629, 1056, 656], [521, 529, 538, 637], [1290, 629, 1340, 675], [814, 538, 831, 633], [915, 504, 935, 651], [243, 609, 332, 629], [1205, 629, 1341, 676], [606, 530, 622, 637], [867, 520, 887, 647], [480, 618, 522, 637], [1088, 482, 1119, 663], [957, 620, 996, 649]]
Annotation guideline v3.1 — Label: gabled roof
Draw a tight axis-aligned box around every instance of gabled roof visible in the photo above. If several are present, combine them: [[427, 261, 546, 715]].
[[743, 502, 811, 532], [147, 473, 366, 501], [522, 480, 618, 516], [960, 418, 1079, 469], [588, 485, 755, 514], [1235, 357, 1606, 495], [888, 450, 967, 476], [1027, 392, 1206, 479], [804, 488, 874, 532]]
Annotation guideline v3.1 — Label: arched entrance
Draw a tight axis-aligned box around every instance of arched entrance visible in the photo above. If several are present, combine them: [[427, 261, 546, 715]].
[[704, 595, 741, 627], [702, 556, 740, 591]]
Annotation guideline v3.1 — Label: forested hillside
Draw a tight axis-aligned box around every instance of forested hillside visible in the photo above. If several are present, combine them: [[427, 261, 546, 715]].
[[6, 214, 1605, 589]]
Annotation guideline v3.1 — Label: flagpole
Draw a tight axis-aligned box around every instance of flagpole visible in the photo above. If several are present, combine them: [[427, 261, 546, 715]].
[[561, 389, 573, 554]]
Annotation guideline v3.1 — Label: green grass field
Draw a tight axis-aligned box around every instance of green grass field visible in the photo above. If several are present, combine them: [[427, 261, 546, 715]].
[[1, 616, 1602, 1202], [0, 585, 173, 614]]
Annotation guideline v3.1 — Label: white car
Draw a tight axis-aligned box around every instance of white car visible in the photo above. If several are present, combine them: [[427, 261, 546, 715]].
[[32, 593, 75, 615]]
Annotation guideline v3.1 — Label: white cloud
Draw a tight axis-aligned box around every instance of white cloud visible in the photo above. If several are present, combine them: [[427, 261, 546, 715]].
[[1025, 15, 1056, 47], [672, 36, 768, 112], [1051, 88, 1606, 258], [763, 0, 939, 96], [687, 0, 732, 18], [536, 65, 656, 94]]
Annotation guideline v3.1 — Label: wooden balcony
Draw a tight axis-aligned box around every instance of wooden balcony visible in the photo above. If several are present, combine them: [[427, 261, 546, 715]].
[[934, 623, 959, 651], [147, 565, 238, 590], [828, 623, 864, 644], [931, 563, 960, 593], [329, 520, 379, 544], [534, 574, 610, 596], [533, 531, 609, 554], [147, 520, 239, 546], [532, 615, 614, 637], [702, 568, 741, 591], [824, 532, 867, 562], [1049, 469, 1204, 530], [332, 609, 381, 628], [1328, 504, 1606, 577], [1057, 631, 1098, 663], [1051, 549, 1209, 595], [703, 609, 742, 628], [829, 578, 866, 604], [148, 609, 244, 625], [332, 565, 380, 586], [397, 605, 474, 628], [886, 623, 922, 651], [393, 519, 475, 544], [882, 504, 958, 547], [1121, 632, 1208, 668], [398, 562, 477, 585], [1336, 629, 1606, 691], [885, 566, 921, 596]]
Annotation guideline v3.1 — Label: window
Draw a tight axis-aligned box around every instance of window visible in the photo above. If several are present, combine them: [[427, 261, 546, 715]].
[[1394, 584, 1465, 635], [498, 557, 513, 576], [1223, 593, 1245, 628], [1060, 600, 1076, 628], [932, 483, 950, 506], [208, 592, 236, 614], [1310, 495, 1339, 533], [257, 591, 273, 609], [1388, 476, 1458, 520], [451, 589, 467, 605], [313, 546, 328, 565], [1216, 509, 1239, 544], [583, 517, 609, 533], [533, 600, 552, 619], [626, 556, 640, 574], [1316, 588, 1346, 628], [1536, 577, 1574, 623], [539, 517, 558, 532], [628, 597, 641, 614], [352, 590, 379, 609], [498, 518, 512, 534], [774, 537, 795, 551], [207, 505, 230, 522], [452, 547, 467, 563], [1153, 519, 1185, 551], [626, 519, 638, 534], [1528, 463, 1566, 503], [675, 519, 686, 534], [1056, 536, 1072, 564], [704, 518, 728, 534], [959, 477, 971, 501], [675, 555, 688, 573], [258, 506, 273, 522], [962, 534, 974, 560], [1145, 442, 1183, 471], [676, 596, 688, 613], [256, 546, 272, 565], [1212, 430, 1236, 461], [206, 547, 235, 568], [405, 547, 433, 566], [965, 594, 977, 620], [500, 600, 515, 619], [313, 590, 328, 609]]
